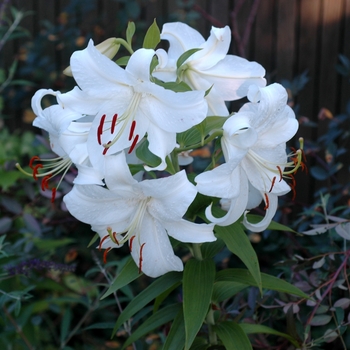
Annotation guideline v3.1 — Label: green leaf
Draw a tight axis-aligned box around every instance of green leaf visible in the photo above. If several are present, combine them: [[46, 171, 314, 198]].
[[153, 280, 181, 312], [135, 138, 162, 168], [101, 256, 140, 299], [162, 308, 186, 350], [143, 19, 160, 49], [33, 238, 75, 251], [115, 56, 130, 66], [152, 77, 193, 92], [201, 237, 225, 259], [177, 48, 202, 69], [122, 303, 181, 349], [60, 308, 72, 345], [212, 281, 248, 303], [216, 268, 309, 299], [87, 233, 99, 248], [189, 337, 209, 350], [246, 214, 297, 233], [214, 322, 252, 350], [214, 220, 262, 293], [183, 259, 215, 350], [240, 323, 300, 348], [0, 170, 26, 190], [126, 21, 136, 46], [111, 271, 182, 337]]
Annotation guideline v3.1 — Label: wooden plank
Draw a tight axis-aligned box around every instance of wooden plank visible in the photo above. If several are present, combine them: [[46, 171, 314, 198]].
[[209, 0, 230, 27], [144, 0, 166, 25], [276, 0, 297, 81], [253, 0, 275, 75], [339, 0, 350, 113], [318, 0, 343, 121]]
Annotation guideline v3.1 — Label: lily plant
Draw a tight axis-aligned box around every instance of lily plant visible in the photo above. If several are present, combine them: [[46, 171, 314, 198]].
[[18, 20, 307, 350]]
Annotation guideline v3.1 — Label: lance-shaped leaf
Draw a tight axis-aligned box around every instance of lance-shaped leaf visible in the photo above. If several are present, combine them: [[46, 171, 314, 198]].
[[162, 308, 186, 350], [214, 322, 252, 350], [216, 268, 308, 299], [122, 303, 181, 349], [183, 258, 215, 350], [143, 19, 160, 49], [240, 323, 300, 348], [111, 271, 182, 337], [215, 221, 262, 293], [101, 256, 140, 299]]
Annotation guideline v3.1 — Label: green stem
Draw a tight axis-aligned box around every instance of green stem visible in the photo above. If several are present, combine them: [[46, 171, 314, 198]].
[[192, 243, 203, 261], [170, 150, 180, 173], [114, 38, 134, 55], [175, 130, 223, 153], [206, 308, 218, 345]]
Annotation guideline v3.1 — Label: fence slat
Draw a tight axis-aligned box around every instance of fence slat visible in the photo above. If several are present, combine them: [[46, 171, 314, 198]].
[[276, 0, 297, 81]]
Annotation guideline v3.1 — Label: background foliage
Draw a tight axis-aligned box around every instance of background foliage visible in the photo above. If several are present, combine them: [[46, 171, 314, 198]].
[[1, 0, 350, 349]]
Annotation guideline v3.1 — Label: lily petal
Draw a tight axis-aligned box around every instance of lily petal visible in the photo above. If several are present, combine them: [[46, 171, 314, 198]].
[[131, 214, 183, 278]]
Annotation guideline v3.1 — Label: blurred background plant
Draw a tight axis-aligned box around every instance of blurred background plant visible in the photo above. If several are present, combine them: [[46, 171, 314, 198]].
[[1, 0, 350, 349]]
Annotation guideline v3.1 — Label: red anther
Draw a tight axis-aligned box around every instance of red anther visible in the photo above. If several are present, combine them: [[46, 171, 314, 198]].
[[51, 188, 57, 203], [138, 242, 146, 274], [97, 114, 106, 145], [268, 177, 276, 193], [29, 156, 40, 169], [103, 247, 112, 264], [33, 164, 43, 180], [129, 120, 136, 141], [111, 114, 118, 134], [276, 166, 283, 182], [264, 193, 269, 210], [102, 141, 112, 155], [41, 175, 51, 191], [129, 235, 136, 252], [98, 234, 110, 250], [128, 134, 139, 154], [112, 231, 119, 245], [97, 128, 102, 145]]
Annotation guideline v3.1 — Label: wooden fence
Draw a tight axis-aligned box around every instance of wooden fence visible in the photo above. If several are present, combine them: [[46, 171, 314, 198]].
[[2, 0, 350, 206]]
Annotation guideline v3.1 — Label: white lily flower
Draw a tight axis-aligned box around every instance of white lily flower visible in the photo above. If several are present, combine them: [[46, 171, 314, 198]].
[[63, 37, 121, 76], [154, 22, 266, 116], [195, 83, 300, 231], [58, 41, 208, 171], [20, 89, 104, 201], [64, 152, 216, 278]]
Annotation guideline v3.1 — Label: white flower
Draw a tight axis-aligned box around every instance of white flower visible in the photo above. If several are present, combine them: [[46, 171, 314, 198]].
[[58, 41, 208, 171], [195, 83, 300, 231], [19, 89, 103, 201], [154, 22, 266, 116], [63, 152, 216, 278]]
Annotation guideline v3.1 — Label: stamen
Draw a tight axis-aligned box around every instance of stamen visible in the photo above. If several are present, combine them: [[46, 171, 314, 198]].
[[129, 235, 136, 252], [98, 234, 110, 250], [112, 232, 119, 245], [106, 227, 119, 245], [138, 243, 146, 274], [268, 177, 276, 193], [128, 134, 139, 154], [29, 156, 40, 169], [276, 166, 283, 182], [103, 247, 112, 264], [129, 120, 136, 141], [111, 114, 118, 134], [102, 141, 112, 155], [33, 164, 43, 180], [51, 188, 57, 203], [97, 114, 106, 145], [264, 193, 269, 210], [41, 175, 52, 191]]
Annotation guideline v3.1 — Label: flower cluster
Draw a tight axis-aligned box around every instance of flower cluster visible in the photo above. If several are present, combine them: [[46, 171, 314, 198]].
[[20, 21, 302, 278]]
